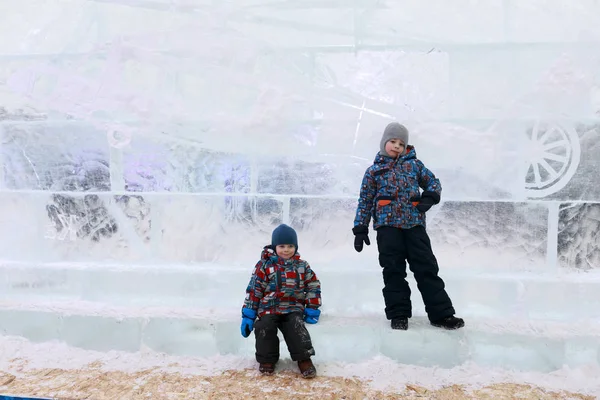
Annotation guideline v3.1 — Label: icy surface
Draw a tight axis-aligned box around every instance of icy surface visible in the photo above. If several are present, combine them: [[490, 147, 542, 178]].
[[558, 203, 600, 270], [1, 335, 599, 397], [1, 297, 600, 373], [1, 262, 600, 375], [0, 1, 599, 268], [1, 0, 600, 388]]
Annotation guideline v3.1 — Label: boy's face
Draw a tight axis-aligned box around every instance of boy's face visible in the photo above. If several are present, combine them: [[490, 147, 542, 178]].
[[275, 244, 296, 259], [385, 139, 405, 158]]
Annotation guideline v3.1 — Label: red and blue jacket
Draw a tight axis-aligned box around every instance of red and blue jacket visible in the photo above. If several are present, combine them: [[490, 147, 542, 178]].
[[354, 145, 442, 230], [243, 246, 321, 317]]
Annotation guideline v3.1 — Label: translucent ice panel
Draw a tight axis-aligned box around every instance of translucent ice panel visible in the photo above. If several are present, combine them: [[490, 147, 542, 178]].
[[506, 0, 600, 43], [152, 195, 283, 264], [0, 193, 48, 261], [0, 192, 152, 263], [288, 198, 358, 263], [122, 135, 253, 193], [409, 116, 592, 202], [313, 51, 450, 119], [0, 121, 110, 191], [0, 1, 91, 54], [558, 203, 600, 270], [234, 7, 355, 47], [3, 52, 196, 123], [0, 1, 203, 54], [449, 46, 600, 120], [357, 0, 506, 45], [3, 262, 600, 323], [1, 307, 597, 372], [257, 156, 366, 196], [40, 193, 285, 264], [121, 131, 370, 195], [548, 124, 600, 201], [428, 201, 548, 269], [0, 194, 559, 268]]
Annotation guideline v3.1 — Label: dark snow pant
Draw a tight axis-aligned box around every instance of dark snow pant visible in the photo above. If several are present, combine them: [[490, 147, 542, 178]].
[[376, 225, 455, 322], [254, 312, 315, 364]]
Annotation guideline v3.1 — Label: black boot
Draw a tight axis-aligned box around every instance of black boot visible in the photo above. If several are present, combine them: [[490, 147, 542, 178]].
[[430, 316, 464, 330], [259, 362, 275, 375], [298, 359, 316, 379], [391, 317, 408, 330]]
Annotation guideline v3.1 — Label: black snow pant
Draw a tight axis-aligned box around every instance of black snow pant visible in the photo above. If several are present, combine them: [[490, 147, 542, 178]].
[[376, 225, 455, 322], [254, 312, 315, 364]]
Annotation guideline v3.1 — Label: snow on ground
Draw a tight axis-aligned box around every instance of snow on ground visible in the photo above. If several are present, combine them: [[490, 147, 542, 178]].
[[1, 336, 598, 399]]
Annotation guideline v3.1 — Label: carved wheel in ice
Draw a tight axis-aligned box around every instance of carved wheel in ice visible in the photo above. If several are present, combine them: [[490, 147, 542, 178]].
[[523, 120, 580, 198]]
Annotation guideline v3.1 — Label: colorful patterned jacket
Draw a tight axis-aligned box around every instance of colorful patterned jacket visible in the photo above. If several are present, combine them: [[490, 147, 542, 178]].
[[243, 246, 321, 317], [353, 145, 442, 230]]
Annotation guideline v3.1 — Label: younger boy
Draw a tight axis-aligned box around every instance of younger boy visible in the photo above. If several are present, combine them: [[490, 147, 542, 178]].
[[240, 223, 322, 378], [352, 122, 464, 331]]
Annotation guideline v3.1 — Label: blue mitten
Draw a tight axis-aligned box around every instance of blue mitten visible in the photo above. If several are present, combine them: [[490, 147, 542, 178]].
[[304, 307, 321, 324], [241, 308, 257, 338]]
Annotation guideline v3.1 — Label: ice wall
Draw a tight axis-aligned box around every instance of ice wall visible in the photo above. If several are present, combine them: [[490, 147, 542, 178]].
[[0, 1, 600, 270]]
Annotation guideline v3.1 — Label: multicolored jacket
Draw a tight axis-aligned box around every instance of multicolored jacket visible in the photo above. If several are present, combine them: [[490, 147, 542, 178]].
[[354, 145, 441, 230], [243, 246, 321, 317]]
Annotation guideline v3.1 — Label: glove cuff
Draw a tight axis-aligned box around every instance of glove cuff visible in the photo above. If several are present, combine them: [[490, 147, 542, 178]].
[[352, 225, 368, 235], [421, 191, 440, 204], [242, 308, 257, 320]]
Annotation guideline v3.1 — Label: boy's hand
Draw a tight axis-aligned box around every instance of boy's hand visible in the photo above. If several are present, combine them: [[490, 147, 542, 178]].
[[304, 307, 321, 324], [240, 308, 257, 338], [410, 191, 440, 213], [352, 225, 370, 252]]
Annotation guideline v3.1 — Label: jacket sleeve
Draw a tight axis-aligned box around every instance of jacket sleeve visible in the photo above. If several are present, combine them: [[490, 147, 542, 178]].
[[303, 263, 321, 308], [353, 168, 376, 227], [416, 160, 442, 199], [243, 259, 268, 310]]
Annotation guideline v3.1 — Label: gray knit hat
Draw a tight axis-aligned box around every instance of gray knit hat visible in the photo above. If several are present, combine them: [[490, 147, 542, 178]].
[[380, 122, 409, 157]]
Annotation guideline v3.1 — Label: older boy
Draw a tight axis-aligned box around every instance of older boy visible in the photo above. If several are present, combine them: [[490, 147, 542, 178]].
[[352, 122, 464, 331]]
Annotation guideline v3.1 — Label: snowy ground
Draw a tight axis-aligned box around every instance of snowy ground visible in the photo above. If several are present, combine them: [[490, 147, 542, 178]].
[[2, 1, 600, 399], [1, 261, 600, 398], [1, 336, 598, 399]]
